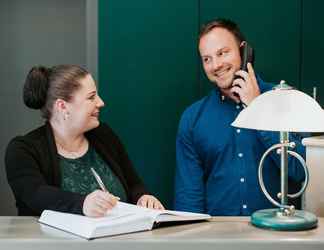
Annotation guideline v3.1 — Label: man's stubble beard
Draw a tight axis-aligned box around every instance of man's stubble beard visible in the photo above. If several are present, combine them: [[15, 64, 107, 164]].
[[210, 75, 234, 91]]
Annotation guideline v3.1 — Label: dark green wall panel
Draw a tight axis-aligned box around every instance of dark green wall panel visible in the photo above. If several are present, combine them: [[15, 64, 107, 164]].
[[300, 0, 324, 105], [98, 0, 320, 209], [199, 0, 302, 95], [99, 0, 199, 208]]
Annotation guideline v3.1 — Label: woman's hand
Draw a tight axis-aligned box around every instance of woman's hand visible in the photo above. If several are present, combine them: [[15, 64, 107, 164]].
[[83, 190, 119, 217], [137, 195, 165, 210]]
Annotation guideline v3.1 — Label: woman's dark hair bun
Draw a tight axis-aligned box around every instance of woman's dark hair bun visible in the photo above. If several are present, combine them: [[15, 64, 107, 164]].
[[23, 66, 51, 109]]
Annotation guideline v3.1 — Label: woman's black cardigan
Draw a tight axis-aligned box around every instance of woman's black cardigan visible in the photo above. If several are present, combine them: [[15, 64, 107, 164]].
[[5, 122, 148, 216]]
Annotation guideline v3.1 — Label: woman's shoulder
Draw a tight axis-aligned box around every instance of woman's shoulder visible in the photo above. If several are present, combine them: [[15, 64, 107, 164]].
[[7, 124, 48, 151]]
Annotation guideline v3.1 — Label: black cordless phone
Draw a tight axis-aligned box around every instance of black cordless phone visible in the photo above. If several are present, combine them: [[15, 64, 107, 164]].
[[233, 41, 254, 101], [238, 41, 254, 72]]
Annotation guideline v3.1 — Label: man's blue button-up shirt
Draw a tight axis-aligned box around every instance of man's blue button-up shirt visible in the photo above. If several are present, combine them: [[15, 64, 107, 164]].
[[174, 78, 306, 216]]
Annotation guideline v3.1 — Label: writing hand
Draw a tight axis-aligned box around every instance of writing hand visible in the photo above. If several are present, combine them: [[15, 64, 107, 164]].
[[83, 190, 119, 217]]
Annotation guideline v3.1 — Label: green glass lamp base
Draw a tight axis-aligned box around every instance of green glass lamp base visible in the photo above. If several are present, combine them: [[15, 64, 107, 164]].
[[251, 209, 318, 231]]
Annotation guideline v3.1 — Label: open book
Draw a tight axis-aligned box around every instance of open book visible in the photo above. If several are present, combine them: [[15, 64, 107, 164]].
[[39, 202, 211, 239]]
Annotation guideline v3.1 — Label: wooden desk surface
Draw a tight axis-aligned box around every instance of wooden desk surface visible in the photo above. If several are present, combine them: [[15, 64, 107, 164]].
[[0, 216, 323, 250]]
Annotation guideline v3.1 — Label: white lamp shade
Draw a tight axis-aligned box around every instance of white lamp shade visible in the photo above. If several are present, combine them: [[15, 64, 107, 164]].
[[232, 88, 324, 132]]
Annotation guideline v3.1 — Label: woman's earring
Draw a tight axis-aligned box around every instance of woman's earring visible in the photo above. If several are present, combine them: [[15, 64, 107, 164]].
[[63, 112, 69, 121]]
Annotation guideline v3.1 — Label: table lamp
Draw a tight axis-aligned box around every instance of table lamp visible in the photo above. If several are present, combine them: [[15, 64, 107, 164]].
[[232, 81, 324, 230]]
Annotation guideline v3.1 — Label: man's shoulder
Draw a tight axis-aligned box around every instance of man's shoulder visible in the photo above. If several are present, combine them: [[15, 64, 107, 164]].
[[181, 94, 211, 119], [182, 98, 206, 117], [179, 92, 215, 130]]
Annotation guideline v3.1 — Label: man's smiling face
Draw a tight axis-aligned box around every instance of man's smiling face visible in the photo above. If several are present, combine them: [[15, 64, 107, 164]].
[[199, 27, 241, 90]]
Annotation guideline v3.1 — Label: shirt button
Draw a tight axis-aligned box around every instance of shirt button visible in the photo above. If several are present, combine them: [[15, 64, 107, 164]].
[[236, 105, 240, 110], [236, 129, 241, 133], [240, 177, 245, 183], [238, 153, 243, 158], [243, 204, 247, 209]]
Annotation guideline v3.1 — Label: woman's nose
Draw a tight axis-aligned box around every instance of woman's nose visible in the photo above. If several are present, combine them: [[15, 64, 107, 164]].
[[97, 96, 105, 107]]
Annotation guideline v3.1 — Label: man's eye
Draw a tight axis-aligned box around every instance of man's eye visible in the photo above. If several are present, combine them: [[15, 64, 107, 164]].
[[89, 95, 96, 100], [203, 57, 210, 63], [218, 51, 228, 57]]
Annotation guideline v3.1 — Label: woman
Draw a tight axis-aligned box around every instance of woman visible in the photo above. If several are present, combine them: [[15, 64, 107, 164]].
[[5, 65, 164, 217]]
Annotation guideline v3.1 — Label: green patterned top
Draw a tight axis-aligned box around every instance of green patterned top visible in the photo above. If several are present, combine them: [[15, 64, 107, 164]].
[[58, 145, 127, 201]]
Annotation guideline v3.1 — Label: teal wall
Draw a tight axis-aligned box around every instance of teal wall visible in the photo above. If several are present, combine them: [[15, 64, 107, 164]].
[[99, 0, 324, 208], [300, 0, 324, 104], [98, 0, 199, 208]]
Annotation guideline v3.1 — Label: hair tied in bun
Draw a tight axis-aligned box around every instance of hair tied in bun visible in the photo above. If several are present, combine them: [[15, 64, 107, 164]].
[[23, 66, 51, 109]]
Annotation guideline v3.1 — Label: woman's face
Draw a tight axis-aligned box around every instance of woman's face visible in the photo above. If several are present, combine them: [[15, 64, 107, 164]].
[[65, 74, 105, 133]]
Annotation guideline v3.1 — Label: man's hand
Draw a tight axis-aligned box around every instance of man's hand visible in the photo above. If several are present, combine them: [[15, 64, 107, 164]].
[[137, 195, 165, 210], [231, 63, 260, 106]]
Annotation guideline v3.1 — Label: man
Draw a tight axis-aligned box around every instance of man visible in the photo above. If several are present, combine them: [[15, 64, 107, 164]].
[[174, 18, 305, 215]]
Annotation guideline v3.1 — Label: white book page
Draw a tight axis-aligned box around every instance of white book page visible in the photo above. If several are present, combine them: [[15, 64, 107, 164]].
[[106, 202, 160, 218], [105, 202, 211, 223]]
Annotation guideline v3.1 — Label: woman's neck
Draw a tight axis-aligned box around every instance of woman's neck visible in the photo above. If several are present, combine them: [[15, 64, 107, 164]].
[[50, 120, 89, 158]]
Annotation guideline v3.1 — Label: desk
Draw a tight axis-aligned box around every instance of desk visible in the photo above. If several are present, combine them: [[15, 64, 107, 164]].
[[0, 216, 323, 250]]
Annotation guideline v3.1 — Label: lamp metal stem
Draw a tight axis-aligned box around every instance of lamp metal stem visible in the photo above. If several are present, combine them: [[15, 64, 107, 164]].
[[280, 131, 289, 210]]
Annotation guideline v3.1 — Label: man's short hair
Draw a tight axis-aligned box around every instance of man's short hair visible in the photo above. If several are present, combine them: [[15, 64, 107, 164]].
[[199, 18, 246, 45]]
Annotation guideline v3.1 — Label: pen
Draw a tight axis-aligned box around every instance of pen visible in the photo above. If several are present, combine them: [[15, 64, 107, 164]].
[[91, 168, 108, 192], [90, 168, 120, 201], [90, 168, 120, 200]]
